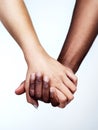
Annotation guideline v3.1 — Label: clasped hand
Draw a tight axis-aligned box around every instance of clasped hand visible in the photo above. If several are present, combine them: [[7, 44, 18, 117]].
[[15, 62, 77, 109]]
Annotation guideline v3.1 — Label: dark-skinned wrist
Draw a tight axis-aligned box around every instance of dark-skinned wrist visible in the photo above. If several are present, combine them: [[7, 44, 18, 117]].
[[57, 57, 78, 74]]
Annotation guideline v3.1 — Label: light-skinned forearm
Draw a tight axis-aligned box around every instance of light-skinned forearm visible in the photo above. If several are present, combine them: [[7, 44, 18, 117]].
[[58, 0, 98, 73], [0, 0, 48, 65]]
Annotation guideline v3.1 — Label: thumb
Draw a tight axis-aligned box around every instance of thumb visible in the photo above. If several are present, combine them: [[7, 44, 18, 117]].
[[15, 81, 25, 95]]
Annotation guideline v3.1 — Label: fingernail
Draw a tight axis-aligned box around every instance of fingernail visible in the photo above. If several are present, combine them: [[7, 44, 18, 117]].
[[33, 104, 38, 109]]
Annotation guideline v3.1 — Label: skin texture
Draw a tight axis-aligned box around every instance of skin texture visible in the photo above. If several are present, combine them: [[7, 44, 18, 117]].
[[0, 0, 77, 108], [17, 0, 98, 108], [58, 0, 98, 73], [29, 73, 60, 106]]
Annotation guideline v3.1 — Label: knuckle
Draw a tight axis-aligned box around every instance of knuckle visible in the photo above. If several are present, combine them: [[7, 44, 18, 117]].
[[36, 79, 42, 85], [60, 97, 67, 105], [30, 82, 35, 88], [69, 95, 74, 101], [72, 86, 77, 93], [59, 105, 66, 109], [29, 89, 34, 97], [59, 72, 64, 78], [74, 76, 78, 85], [59, 103, 66, 108], [43, 81, 48, 88]]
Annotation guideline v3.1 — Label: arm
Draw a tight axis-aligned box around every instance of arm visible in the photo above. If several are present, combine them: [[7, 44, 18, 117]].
[[58, 0, 98, 73], [0, 0, 41, 107], [0, 0, 46, 63], [0, 0, 77, 108]]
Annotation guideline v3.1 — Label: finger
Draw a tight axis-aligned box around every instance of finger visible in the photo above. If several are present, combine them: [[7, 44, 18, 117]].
[[15, 80, 25, 95], [29, 73, 35, 98], [50, 87, 59, 107], [26, 91, 39, 108], [35, 72, 42, 100], [56, 83, 74, 103], [42, 76, 50, 103], [55, 89, 68, 108], [63, 76, 77, 94], [66, 70, 78, 86], [25, 75, 39, 108]]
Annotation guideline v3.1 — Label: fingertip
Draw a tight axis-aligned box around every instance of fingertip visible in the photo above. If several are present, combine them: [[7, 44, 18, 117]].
[[15, 90, 19, 95], [15, 81, 25, 95], [33, 104, 38, 109], [58, 104, 67, 109], [15, 88, 25, 95], [27, 96, 39, 109], [32, 100, 39, 109]]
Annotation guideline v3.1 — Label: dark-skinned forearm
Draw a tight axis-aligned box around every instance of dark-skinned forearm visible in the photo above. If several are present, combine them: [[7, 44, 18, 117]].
[[58, 0, 98, 73]]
